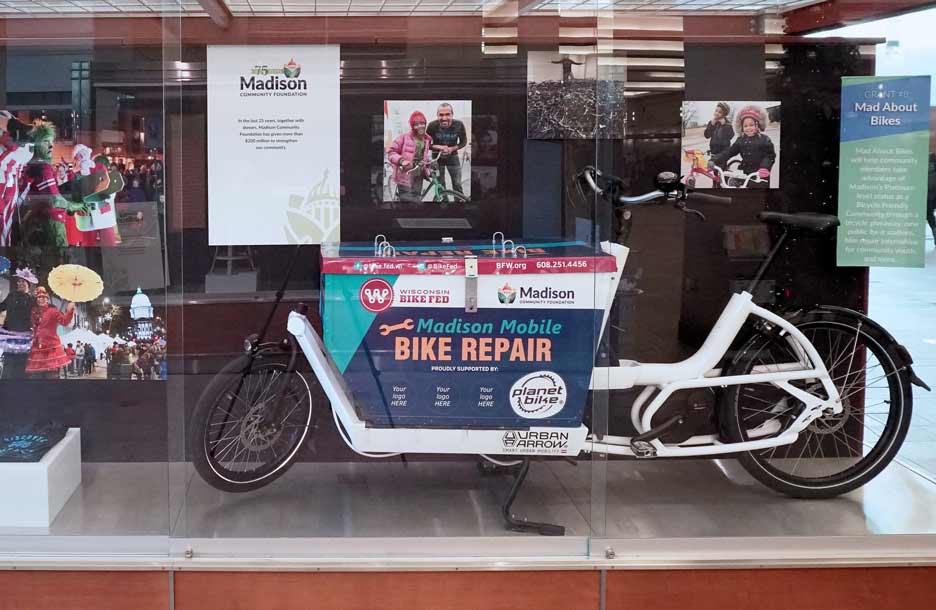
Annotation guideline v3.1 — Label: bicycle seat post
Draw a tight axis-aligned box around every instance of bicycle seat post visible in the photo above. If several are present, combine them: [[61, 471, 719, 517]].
[[746, 228, 789, 296]]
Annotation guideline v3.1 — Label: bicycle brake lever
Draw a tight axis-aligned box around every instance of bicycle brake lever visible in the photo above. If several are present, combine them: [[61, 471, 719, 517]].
[[675, 198, 706, 221]]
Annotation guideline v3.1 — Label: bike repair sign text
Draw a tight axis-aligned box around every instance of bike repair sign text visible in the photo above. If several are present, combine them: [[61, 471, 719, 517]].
[[321, 241, 615, 430]]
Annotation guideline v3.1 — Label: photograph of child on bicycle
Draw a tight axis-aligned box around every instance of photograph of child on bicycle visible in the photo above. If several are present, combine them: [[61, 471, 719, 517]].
[[383, 100, 472, 204], [681, 100, 780, 189]]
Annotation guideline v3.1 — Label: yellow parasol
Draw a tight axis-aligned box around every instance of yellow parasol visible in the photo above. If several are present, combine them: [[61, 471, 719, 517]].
[[47, 264, 104, 303]]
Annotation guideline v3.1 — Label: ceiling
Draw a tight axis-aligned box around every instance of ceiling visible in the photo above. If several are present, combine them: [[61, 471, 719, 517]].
[[0, 0, 826, 17]]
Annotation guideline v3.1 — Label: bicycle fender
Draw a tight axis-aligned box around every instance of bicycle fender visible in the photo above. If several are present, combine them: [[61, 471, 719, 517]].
[[799, 304, 931, 392]]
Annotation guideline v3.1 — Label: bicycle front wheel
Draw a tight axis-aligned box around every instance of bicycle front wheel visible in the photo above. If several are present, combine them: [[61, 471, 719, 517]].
[[190, 355, 319, 492], [719, 311, 912, 498]]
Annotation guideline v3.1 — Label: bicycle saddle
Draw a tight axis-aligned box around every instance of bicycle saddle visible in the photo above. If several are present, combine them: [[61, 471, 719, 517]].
[[757, 211, 840, 234]]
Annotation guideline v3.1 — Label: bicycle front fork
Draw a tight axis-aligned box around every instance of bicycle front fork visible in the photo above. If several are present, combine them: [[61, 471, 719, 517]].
[[259, 311, 303, 433]]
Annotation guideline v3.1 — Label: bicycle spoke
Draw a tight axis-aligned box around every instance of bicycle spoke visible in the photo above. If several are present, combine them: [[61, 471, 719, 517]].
[[214, 436, 242, 462], [209, 432, 241, 447], [789, 434, 811, 476]]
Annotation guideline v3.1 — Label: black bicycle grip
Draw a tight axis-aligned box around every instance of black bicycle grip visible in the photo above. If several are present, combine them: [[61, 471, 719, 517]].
[[687, 191, 733, 205]]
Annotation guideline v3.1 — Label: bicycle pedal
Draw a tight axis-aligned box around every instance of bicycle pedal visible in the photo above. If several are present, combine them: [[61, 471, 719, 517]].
[[630, 440, 657, 458]]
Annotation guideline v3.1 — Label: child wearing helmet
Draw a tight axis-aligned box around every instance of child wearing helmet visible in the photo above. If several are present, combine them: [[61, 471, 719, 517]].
[[703, 102, 734, 157], [711, 105, 776, 187]]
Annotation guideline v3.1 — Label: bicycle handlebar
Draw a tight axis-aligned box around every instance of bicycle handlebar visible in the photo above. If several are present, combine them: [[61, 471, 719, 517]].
[[580, 166, 668, 207], [405, 150, 444, 174], [686, 191, 733, 206], [578, 166, 733, 223]]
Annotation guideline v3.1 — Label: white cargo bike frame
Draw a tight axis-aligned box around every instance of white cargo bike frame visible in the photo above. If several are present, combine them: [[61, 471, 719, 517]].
[[287, 241, 842, 461]]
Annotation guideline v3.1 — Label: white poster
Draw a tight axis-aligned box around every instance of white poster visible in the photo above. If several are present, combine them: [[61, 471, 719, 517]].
[[207, 45, 340, 245]]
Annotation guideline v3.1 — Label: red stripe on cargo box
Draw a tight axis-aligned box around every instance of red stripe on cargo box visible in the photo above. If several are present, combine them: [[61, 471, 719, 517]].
[[321, 256, 617, 275]]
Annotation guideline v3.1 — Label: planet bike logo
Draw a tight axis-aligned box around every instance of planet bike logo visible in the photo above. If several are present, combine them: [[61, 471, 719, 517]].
[[509, 371, 567, 419], [501, 430, 570, 453], [497, 283, 517, 304], [240, 59, 308, 93], [359, 278, 394, 313]]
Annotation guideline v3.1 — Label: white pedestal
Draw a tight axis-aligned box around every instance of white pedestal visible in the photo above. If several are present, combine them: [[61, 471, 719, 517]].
[[0, 428, 82, 527]]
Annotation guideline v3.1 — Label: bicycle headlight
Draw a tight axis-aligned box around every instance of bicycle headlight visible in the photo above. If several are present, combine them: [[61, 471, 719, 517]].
[[244, 334, 259, 353]]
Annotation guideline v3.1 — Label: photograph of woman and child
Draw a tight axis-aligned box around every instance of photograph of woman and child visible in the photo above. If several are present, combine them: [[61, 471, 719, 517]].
[[681, 101, 781, 189]]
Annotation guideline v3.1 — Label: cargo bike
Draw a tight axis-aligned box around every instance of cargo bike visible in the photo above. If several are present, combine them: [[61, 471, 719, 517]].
[[189, 168, 929, 535]]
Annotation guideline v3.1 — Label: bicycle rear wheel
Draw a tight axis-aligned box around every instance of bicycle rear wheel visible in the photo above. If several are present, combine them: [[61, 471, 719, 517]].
[[190, 352, 321, 492], [438, 189, 468, 205], [719, 311, 912, 498]]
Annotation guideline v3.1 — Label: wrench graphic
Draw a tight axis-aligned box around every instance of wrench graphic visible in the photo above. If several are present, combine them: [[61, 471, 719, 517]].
[[379, 318, 415, 336]]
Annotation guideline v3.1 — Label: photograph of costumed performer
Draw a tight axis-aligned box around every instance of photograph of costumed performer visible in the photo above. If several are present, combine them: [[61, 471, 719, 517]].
[[26, 286, 75, 379], [387, 111, 433, 204], [65, 148, 122, 246], [19, 121, 87, 247], [0, 115, 35, 247], [0, 267, 37, 379], [710, 104, 777, 189]]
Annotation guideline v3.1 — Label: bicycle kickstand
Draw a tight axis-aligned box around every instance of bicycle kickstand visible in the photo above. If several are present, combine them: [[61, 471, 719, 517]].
[[502, 459, 565, 536]]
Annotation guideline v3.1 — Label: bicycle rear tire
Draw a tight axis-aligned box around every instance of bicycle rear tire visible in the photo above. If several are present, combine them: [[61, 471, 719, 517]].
[[719, 310, 912, 498], [438, 190, 469, 204]]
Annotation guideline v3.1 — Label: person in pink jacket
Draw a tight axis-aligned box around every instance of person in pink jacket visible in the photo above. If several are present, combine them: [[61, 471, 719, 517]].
[[387, 111, 433, 203]]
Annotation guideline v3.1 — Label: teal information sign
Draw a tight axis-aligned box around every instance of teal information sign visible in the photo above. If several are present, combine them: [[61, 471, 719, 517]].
[[837, 75, 931, 267]]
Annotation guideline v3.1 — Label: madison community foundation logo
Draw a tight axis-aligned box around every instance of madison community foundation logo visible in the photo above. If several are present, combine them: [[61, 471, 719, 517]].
[[240, 58, 308, 96], [497, 283, 517, 304]]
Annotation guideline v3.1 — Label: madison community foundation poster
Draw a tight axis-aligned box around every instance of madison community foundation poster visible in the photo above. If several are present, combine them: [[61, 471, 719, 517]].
[[207, 45, 340, 245]]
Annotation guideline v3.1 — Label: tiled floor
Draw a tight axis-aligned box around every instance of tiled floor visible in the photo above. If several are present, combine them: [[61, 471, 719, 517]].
[[6, 456, 936, 543], [869, 235, 936, 480]]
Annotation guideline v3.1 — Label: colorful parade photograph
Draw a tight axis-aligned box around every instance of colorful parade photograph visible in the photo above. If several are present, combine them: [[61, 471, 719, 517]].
[[0, 111, 163, 249], [0, 252, 167, 381]]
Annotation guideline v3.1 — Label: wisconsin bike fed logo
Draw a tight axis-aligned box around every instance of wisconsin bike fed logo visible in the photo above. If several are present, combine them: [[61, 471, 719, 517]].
[[509, 371, 567, 419], [360, 278, 394, 313]]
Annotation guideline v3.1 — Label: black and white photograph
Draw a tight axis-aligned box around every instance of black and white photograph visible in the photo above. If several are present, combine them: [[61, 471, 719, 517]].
[[526, 51, 628, 139]]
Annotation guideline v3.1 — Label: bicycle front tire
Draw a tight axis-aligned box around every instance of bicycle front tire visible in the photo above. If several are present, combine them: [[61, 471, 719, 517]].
[[189, 352, 319, 493]]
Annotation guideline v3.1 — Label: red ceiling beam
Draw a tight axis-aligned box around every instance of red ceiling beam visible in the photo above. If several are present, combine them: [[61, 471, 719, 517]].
[[785, 0, 936, 34], [196, 0, 233, 29], [0, 17, 484, 47], [0, 16, 886, 48]]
